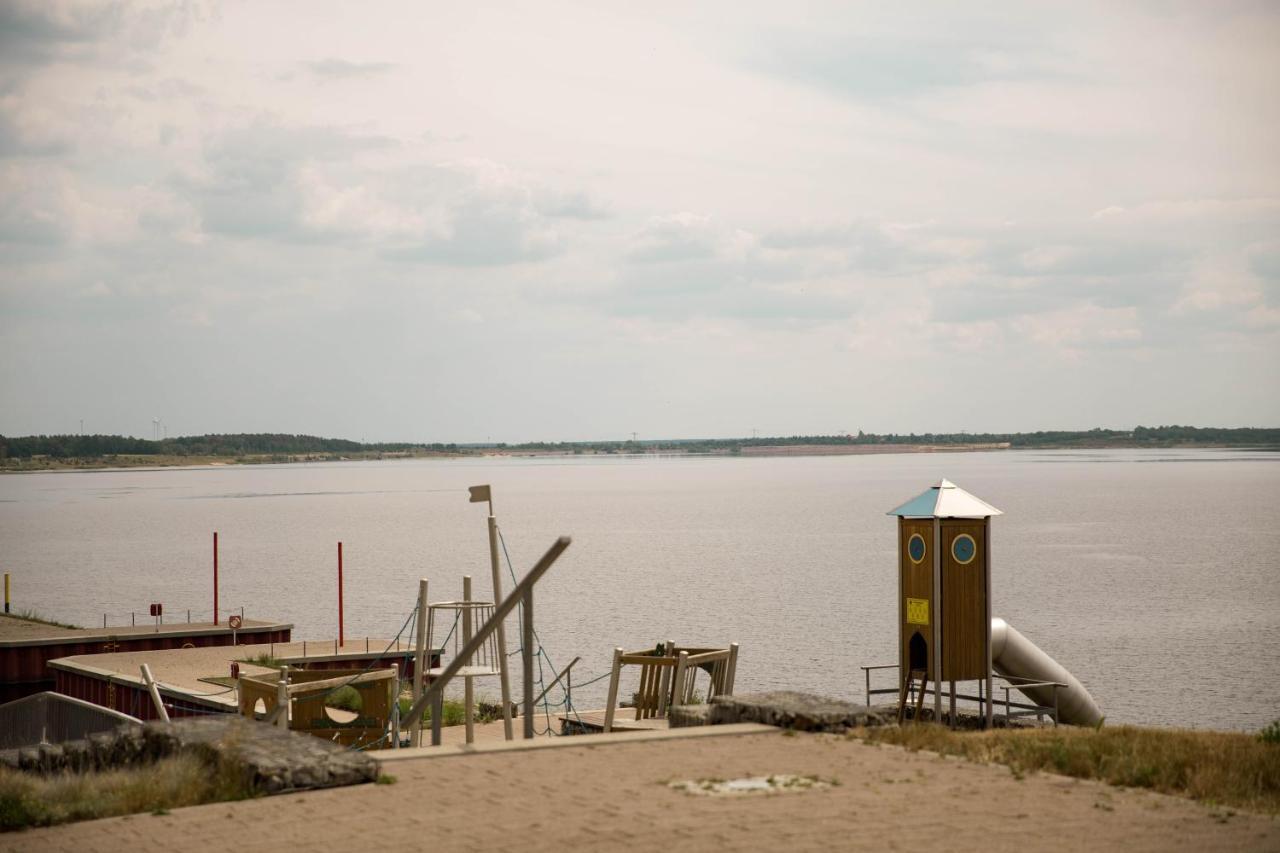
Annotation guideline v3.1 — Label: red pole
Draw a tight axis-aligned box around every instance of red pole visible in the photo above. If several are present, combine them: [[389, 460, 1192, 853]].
[[213, 531, 219, 626], [337, 541, 344, 648]]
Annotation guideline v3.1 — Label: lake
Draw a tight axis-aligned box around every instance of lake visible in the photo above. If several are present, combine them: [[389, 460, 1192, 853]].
[[1, 448, 1277, 731]]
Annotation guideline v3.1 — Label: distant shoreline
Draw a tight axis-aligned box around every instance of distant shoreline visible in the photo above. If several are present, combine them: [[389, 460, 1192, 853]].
[[2, 441, 1272, 474]]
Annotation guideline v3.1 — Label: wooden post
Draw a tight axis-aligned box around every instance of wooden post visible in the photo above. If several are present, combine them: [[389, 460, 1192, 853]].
[[411, 578, 428, 747], [337, 542, 344, 648], [487, 514, 514, 741], [213, 532, 219, 626], [522, 588, 534, 739], [463, 575, 475, 745], [657, 639, 674, 717], [726, 642, 740, 695], [603, 647, 623, 733], [3, 572, 9, 614], [672, 651, 689, 711], [390, 663, 400, 749], [140, 664, 169, 722], [986, 516, 995, 730], [932, 518, 942, 722], [276, 666, 289, 729]]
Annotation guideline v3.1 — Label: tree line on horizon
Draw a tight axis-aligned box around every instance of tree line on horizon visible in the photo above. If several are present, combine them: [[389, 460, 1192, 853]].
[[0, 433, 459, 460], [0, 426, 1276, 460]]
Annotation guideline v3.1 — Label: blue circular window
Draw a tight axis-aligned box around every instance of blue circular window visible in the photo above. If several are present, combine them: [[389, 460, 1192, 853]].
[[951, 534, 977, 565], [907, 533, 926, 564]]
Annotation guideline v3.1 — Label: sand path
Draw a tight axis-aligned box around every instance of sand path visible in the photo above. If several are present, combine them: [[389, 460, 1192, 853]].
[[5, 730, 1275, 852]]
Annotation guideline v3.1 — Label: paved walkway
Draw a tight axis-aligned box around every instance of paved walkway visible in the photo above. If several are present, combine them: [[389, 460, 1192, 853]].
[[6, 731, 1276, 852]]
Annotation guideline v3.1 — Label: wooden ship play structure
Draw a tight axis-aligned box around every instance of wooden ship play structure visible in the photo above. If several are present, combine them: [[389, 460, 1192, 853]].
[[871, 478, 1102, 727]]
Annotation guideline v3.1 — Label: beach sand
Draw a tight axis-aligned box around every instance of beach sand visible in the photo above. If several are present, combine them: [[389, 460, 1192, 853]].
[[6, 729, 1275, 852]]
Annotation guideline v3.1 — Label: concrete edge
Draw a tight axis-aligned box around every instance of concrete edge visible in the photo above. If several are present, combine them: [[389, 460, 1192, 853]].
[[46, 658, 240, 708], [378, 722, 780, 763]]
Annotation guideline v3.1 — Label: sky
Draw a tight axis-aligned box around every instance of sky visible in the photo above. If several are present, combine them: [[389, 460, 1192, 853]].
[[1, 1, 1277, 442]]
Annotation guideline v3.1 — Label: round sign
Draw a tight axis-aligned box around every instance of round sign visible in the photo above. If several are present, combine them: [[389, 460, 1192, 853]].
[[907, 533, 927, 564], [228, 615, 243, 629], [951, 534, 977, 565]]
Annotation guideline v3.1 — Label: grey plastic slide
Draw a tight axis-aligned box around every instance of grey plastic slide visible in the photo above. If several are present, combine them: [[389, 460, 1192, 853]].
[[990, 618, 1103, 726]]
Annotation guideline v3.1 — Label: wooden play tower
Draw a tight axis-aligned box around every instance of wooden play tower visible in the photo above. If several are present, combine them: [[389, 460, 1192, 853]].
[[888, 479, 1002, 727]]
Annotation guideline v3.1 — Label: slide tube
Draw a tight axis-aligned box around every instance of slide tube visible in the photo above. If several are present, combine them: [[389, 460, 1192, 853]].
[[990, 618, 1103, 727]]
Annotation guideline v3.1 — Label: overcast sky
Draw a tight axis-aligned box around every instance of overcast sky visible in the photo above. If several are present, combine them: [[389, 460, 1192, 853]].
[[1, 1, 1277, 442]]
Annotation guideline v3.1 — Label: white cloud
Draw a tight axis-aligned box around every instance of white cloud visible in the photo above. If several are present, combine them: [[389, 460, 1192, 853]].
[[0, 1, 1277, 438]]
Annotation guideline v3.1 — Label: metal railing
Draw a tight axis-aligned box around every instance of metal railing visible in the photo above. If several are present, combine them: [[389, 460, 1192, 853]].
[[0, 692, 140, 750], [999, 675, 1066, 726], [860, 663, 1064, 726], [98, 605, 246, 629]]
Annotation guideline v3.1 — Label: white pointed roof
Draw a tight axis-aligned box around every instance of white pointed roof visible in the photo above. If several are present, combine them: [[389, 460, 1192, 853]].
[[886, 478, 1003, 519]]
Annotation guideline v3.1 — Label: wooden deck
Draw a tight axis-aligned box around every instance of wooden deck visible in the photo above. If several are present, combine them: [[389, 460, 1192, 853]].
[[557, 707, 671, 734]]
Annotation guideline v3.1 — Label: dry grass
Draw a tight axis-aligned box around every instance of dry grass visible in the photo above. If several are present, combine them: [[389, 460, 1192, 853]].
[[1, 609, 81, 629], [852, 723, 1280, 814], [0, 753, 255, 832]]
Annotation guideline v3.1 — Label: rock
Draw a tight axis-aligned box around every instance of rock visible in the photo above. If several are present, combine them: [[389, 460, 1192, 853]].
[[708, 692, 890, 732], [668, 704, 711, 728], [6, 714, 378, 794]]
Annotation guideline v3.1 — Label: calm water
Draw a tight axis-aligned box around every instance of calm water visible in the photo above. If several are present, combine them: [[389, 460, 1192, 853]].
[[1, 449, 1277, 731]]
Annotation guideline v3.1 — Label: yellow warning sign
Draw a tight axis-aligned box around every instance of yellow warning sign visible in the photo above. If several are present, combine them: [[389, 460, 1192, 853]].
[[906, 597, 929, 626]]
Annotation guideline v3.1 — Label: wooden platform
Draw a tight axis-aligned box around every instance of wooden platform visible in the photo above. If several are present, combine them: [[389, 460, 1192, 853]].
[[557, 707, 671, 734]]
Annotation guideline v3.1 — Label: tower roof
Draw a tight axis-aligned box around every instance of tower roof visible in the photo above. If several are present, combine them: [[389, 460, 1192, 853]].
[[886, 478, 1003, 519]]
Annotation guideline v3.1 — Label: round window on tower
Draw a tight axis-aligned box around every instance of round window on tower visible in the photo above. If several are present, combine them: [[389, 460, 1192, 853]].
[[951, 533, 977, 565], [907, 533, 926, 564]]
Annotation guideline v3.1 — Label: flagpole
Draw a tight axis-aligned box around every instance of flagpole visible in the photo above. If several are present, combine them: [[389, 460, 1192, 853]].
[[471, 484, 514, 741]]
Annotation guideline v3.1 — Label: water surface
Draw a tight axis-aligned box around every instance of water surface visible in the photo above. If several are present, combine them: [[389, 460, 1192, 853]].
[[1, 448, 1276, 730]]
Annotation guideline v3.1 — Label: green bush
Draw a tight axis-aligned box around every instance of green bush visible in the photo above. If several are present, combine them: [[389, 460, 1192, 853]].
[[1260, 719, 1280, 745]]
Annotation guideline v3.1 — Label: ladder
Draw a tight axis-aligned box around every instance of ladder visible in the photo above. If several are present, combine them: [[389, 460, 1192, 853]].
[[896, 668, 929, 724]]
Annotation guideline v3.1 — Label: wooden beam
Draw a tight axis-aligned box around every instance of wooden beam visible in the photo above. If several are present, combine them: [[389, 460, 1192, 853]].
[[286, 668, 395, 697]]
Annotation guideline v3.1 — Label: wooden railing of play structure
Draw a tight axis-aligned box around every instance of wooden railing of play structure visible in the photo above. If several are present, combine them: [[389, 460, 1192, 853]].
[[602, 642, 739, 733]]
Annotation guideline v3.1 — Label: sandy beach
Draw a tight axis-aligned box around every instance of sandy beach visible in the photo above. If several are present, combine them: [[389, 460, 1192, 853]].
[[6, 730, 1275, 852]]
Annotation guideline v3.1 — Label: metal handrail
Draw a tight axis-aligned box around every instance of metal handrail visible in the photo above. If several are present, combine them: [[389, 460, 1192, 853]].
[[861, 662, 1064, 725], [402, 536, 570, 744], [1001, 680, 1065, 726], [861, 664, 902, 706]]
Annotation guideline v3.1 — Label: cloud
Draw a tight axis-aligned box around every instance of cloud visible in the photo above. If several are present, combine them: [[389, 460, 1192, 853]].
[[533, 188, 609, 220], [628, 213, 732, 264], [175, 124, 589, 265], [184, 123, 396, 240], [301, 58, 397, 79], [745, 15, 1071, 102], [0, 1, 202, 74], [0, 1, 116, 67]]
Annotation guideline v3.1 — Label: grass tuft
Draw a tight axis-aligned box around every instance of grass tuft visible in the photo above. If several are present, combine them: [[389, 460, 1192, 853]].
[[2, 609, 82, 629], [0, 752, 255, 831], [397, 696, 503, 727], [237, 654, 287, 669], [851, 723, 1280, 814]]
